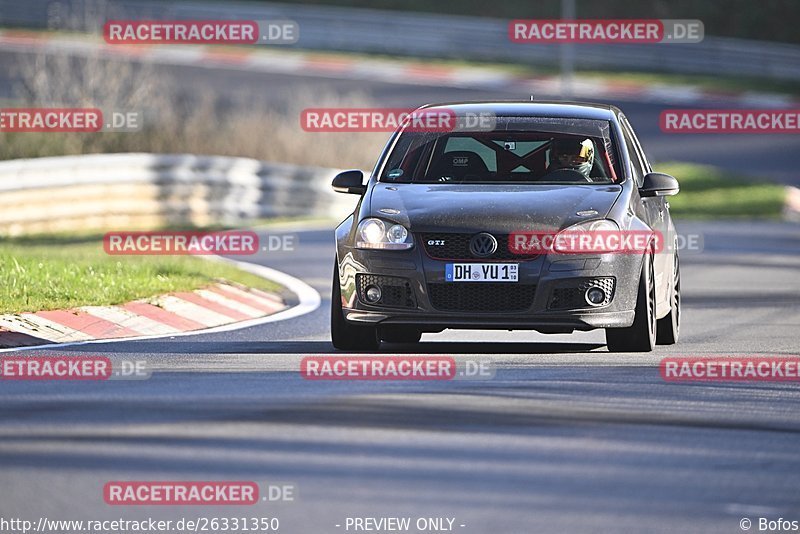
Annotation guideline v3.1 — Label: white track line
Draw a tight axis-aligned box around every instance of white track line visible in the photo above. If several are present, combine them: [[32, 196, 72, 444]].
[[0, 256, 321, 353]]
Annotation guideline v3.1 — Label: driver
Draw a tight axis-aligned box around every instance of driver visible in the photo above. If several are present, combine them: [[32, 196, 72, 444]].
[[548, 138, 595, 178]]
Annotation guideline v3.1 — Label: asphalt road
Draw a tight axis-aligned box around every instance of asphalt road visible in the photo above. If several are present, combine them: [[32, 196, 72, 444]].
[[1, 50, 800, 534], [1, 220, 799, 533]]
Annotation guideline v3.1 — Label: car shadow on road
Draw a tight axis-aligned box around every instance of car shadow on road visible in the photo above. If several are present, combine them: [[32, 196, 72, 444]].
[[55, 340, 607, 355]]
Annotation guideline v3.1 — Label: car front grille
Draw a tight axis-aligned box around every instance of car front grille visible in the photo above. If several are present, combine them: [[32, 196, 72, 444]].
[[548, 277, 615, 310], [420, 233, 539, 261], [356, 274, 416, 308], [427, 283, 536, 312]]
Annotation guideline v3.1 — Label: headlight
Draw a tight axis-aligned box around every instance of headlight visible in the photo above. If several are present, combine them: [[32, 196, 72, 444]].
[[360, 219, 385, 244], [562, 219, 620, 233], [356, 218, 413, 250], [386, 224, 408, 244], [553, 219, 621, 254]]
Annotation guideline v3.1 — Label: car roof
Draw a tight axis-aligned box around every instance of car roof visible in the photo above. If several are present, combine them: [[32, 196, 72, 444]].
[[417, 101, 619, 121]]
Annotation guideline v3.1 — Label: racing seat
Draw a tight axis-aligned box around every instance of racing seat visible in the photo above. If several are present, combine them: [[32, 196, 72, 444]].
[[428, 150, 490, 182]]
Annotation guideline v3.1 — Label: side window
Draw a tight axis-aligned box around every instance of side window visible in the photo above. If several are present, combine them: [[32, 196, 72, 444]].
[[380, 133, 420, 181], [620, 119, 645, 187]]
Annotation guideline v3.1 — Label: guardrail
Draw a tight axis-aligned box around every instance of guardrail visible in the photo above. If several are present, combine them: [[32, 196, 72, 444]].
[[0, 153, 355, 236], [1, 0, 799, 81], [2, 153, 799, 233]]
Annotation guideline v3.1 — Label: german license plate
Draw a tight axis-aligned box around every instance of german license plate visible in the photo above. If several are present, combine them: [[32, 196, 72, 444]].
[[445, 263, 518, 282]]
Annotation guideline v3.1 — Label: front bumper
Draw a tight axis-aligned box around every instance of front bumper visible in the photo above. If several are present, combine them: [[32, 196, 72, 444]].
[[344, 309, 635, 331], [336, 243, 642, 333]]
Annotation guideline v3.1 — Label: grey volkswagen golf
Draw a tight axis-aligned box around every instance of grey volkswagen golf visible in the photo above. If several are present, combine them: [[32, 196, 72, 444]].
[[331, 101, 680, 352]]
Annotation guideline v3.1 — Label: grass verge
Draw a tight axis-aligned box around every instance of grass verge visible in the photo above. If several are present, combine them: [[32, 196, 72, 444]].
[[655, 162, 787, 219], [0, 235, 284, 314]]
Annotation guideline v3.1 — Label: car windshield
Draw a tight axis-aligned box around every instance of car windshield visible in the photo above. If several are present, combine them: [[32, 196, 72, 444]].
[[379, 116, 621, 184]]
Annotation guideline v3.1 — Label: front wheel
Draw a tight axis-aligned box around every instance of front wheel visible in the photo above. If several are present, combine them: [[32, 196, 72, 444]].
[[331, 262, 380, 351], [656, 252, 681, 345], [606, 253, 657, 353]]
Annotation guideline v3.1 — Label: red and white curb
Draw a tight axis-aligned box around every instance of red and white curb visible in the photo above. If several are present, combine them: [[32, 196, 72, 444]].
[[0, 282, 284, 347], [0, 257, 321, 352], [0, 30, 797, 108]]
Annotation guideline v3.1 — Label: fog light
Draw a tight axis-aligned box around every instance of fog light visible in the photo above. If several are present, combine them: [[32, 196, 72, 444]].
[[585, 287, 606, 306], [365, 285, 382, 303]]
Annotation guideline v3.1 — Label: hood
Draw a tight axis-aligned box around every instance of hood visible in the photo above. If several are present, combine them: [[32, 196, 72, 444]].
[[367, 182, 623, 233]]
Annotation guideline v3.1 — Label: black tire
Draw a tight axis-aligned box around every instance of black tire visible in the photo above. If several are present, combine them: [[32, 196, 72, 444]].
[[330, 262, 380, 351], [606, 253, 657, 352], [380, 327, 422, 344], [656, 251, 681, 345]]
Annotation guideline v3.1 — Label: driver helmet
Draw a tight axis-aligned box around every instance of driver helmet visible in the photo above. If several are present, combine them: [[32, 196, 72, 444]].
[[552, 138, 595, 177]]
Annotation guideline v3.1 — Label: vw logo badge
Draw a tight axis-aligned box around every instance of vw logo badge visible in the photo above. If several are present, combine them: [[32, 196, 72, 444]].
[[469, 232, 498, 258]]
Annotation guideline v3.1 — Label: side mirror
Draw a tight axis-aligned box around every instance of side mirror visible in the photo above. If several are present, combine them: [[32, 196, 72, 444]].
[[332, 170, 366, 195], [640, 172, 679, 197]]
